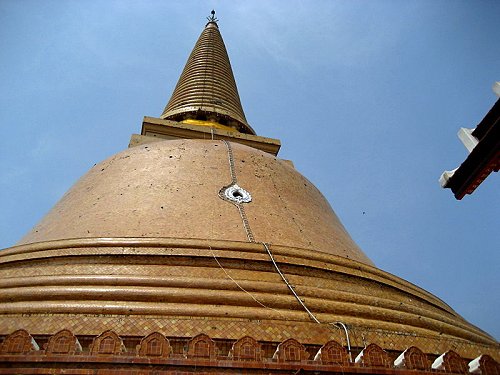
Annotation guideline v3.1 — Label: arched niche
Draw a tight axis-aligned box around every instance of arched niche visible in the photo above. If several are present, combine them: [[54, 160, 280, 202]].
[[45, 329, 82, 355], [394, 346, 429, 370], [89, 330, 126, 356], [229, 336, 262, 361], [355, 343, 390, 368], [136, 332, 171, 358], [469, 354, 500, 375], [0, 329, 39, 355], [432, 350, 468, 374], [314, 339, 349, 366], [186, 333, 216, 359], [272, 338, 309, 362]]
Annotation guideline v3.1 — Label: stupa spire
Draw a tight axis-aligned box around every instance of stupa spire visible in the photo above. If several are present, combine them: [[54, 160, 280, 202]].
[[161, 11, 255, 134]]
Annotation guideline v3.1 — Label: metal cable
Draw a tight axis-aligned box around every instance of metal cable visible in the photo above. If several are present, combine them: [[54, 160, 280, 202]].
[[210, 247, 283, 315], [222, 139, 237, 184], [237, 204, 255, 242], [218, 144, 336, 327], [333, 321, 353, 362], [262, 242, 321, 324], [221, 140, 255, 242]]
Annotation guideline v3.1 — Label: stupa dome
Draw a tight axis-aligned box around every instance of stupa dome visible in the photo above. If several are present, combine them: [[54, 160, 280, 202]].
[[20, 139, 372, 264], [2, 139, 497, 357], [19, 139, 372, 265]]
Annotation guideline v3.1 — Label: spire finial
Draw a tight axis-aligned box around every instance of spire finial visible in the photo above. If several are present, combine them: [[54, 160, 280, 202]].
[[206, 9, 218, 24]]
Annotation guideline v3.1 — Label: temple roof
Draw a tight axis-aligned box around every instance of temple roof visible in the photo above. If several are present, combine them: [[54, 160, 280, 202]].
[[161, 12, 255, 135], [440, 98, 499, 199]]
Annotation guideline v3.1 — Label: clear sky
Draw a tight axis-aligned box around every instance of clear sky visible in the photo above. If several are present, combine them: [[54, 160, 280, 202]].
[[1, 1, 498, 340]]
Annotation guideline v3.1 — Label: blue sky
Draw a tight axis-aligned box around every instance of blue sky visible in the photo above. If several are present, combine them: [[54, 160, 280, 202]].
[[0, 1, 498, 339]]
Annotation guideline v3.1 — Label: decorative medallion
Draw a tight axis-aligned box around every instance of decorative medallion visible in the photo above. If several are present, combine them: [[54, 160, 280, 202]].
[[220, 184, 252, 204]]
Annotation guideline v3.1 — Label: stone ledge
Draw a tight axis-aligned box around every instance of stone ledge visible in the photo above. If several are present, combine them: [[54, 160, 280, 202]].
[[130, 116, 281, 156]]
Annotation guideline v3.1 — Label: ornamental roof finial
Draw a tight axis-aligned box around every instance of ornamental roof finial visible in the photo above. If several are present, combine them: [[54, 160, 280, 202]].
[[206, 10, 218, 24]]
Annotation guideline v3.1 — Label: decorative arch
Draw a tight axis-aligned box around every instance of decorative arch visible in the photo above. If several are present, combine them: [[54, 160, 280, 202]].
[[432, 350, 468, 374], [355, 343, 390, 368], [229, 336, 262, 361], [314, 340, 349, 365], [89, 330, 125, 356], [0, 329, 39, 355], [272, 338, 309, 362], [136, 332, 171, 358], [45, 329, 82, 355], [469, 354, 500, 375], [394, 346, 429, 370], [186, 333, 216, 359]]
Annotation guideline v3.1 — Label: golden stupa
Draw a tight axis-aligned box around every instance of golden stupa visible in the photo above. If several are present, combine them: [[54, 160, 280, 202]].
[[0, 12, 498, 374]]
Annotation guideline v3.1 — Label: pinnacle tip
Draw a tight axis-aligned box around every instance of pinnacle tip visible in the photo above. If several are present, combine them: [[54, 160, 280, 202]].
[[206, 9, 218, 24]]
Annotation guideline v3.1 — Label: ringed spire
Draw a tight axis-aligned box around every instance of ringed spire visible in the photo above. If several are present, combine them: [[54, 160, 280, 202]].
[[161, 11, 255, 135]]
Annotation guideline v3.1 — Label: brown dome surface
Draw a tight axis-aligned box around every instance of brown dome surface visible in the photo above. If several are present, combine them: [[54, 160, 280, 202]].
[[19, 139, 372, 265], [2, 13, 498, 374], [1, 138, 498, 363]]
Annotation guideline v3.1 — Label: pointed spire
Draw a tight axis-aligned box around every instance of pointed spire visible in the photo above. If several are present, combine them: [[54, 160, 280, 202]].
[[161, 11, 255, 135]]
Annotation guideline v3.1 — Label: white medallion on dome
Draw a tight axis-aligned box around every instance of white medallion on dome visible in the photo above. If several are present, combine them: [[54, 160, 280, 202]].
[[221, 184, 252, 204]]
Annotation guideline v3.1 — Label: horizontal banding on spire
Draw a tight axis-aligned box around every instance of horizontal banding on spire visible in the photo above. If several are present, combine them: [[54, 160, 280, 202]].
[[161, 19, 255, 135]]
